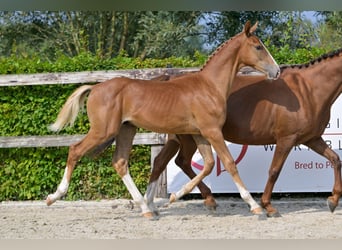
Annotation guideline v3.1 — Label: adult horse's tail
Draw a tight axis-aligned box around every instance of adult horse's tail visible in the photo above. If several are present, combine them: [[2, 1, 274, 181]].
[[49, 85, 93, 132]]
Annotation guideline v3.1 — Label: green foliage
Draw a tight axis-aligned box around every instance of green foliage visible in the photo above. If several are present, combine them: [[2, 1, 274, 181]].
[[0, 51, 201, 75], [132, 11, 202, 59], [265, 41, 328, 66], [315, 11, 342, 51], [0, 146, 151, 201], [0, 11, 205, 60]]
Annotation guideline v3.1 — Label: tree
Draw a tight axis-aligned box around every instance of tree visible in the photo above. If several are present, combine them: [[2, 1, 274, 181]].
[[267, 11, 319, 49], [0, 11, 55, 57], [0, 11, 205, 60], [202, 11, 320, 52], [202, 11, 277, 48], [315, 11, 342, 50], [0, 11, 326, 61], [132, 11, 203, 59]]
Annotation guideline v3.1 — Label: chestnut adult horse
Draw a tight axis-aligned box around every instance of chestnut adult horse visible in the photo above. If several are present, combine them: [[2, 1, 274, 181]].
[[46, 21, 280, 218], [145, 49, 342, 217]]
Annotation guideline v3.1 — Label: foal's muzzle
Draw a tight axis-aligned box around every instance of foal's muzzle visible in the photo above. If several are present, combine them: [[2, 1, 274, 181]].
[[266, 65, 281, 80]]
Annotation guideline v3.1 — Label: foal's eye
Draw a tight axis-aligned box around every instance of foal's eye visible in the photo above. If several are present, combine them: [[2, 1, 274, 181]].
[[255, 45, 263, 51]]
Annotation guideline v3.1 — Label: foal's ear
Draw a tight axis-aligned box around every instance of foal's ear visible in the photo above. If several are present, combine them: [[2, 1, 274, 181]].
[[244, 21, 258, 37]]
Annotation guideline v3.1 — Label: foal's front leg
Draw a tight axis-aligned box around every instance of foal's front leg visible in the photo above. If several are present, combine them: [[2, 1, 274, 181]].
[[206, 129, 262, 214]]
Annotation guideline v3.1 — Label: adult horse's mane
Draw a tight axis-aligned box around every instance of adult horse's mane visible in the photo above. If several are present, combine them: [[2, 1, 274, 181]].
[[281, 47, 342, 71]]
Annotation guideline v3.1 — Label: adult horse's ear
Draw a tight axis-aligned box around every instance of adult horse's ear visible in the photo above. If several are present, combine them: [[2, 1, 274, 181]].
[[244, 21, 258, 37]]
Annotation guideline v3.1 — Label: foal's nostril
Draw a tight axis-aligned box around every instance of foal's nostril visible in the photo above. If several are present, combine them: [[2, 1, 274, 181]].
[[270, 68, 280, 80]]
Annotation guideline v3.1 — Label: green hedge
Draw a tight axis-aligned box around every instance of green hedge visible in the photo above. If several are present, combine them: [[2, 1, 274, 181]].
[[0, 47, 330, 201]]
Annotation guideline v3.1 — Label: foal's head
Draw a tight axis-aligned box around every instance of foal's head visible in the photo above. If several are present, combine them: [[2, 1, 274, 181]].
[[238, 21, 280, 80]]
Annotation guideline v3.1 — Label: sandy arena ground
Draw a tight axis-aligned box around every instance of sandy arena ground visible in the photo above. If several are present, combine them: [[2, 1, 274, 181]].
[[1, 196, 341, 239]]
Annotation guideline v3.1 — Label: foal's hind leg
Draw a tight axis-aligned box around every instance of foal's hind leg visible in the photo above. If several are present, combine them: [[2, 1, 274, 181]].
[[112, 123, 154, 218], [46, 130, 113, 205], [306, 137, 342, 212]]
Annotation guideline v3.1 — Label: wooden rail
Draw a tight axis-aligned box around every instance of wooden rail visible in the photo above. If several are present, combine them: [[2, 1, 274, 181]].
[[0, 133, 167, 148], [0, 67, 199, 86]]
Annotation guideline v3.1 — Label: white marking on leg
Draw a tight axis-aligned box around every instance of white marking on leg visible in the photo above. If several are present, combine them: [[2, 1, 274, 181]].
[[47, 167, 70, 204], [235, 183, 260, 211], [122, 173, 151, 215], [173, 186, 187, 201]]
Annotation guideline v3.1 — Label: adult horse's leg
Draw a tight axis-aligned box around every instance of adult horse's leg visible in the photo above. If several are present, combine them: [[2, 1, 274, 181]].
[[174, 135, 217, 209], [169, 134, 215, 203], [260, 137, 294, 217], [112, 123, 154, 218], [205, 129, 262, 214], [145, 135, 181, 214], [146, 134, 217, 212], [305, 137, 342, 212], [46, 130, 113, 205]]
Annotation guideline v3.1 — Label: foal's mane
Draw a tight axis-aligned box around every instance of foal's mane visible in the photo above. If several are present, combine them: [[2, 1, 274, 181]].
[[280, 48, 342, 71], [200, 36, 236, 71]]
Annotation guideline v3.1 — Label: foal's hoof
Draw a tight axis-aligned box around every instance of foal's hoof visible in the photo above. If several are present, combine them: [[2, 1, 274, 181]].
[[251, 206, 263, 215], [142, 212, 158, 220], [169, 193, 177, 203], [45, 195, 54, 206], [327, 198, 337, 213]]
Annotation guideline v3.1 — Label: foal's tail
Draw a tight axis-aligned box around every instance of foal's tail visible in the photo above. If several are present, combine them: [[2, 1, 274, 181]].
[[49, 85, 94, 132]]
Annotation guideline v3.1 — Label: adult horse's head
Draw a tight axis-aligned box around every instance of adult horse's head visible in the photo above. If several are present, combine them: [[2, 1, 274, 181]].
[[239, 21, 280, 79]]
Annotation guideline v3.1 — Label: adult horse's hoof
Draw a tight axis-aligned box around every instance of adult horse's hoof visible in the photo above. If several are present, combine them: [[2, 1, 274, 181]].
[[203, 196, 217, 211], [266, 211, 282, 218], [327, 198, 337, 213], [262, 203, 281, 218]]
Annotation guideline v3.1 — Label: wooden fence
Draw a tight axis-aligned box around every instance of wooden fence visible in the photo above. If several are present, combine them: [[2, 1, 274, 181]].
[[0, 67, 200, 198]]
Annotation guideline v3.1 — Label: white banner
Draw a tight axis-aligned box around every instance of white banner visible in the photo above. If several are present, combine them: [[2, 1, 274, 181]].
[[167, 97, 342, 194]]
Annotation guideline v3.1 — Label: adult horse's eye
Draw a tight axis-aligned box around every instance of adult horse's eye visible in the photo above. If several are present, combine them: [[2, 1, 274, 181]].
[[255, 45, 263, 50]]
